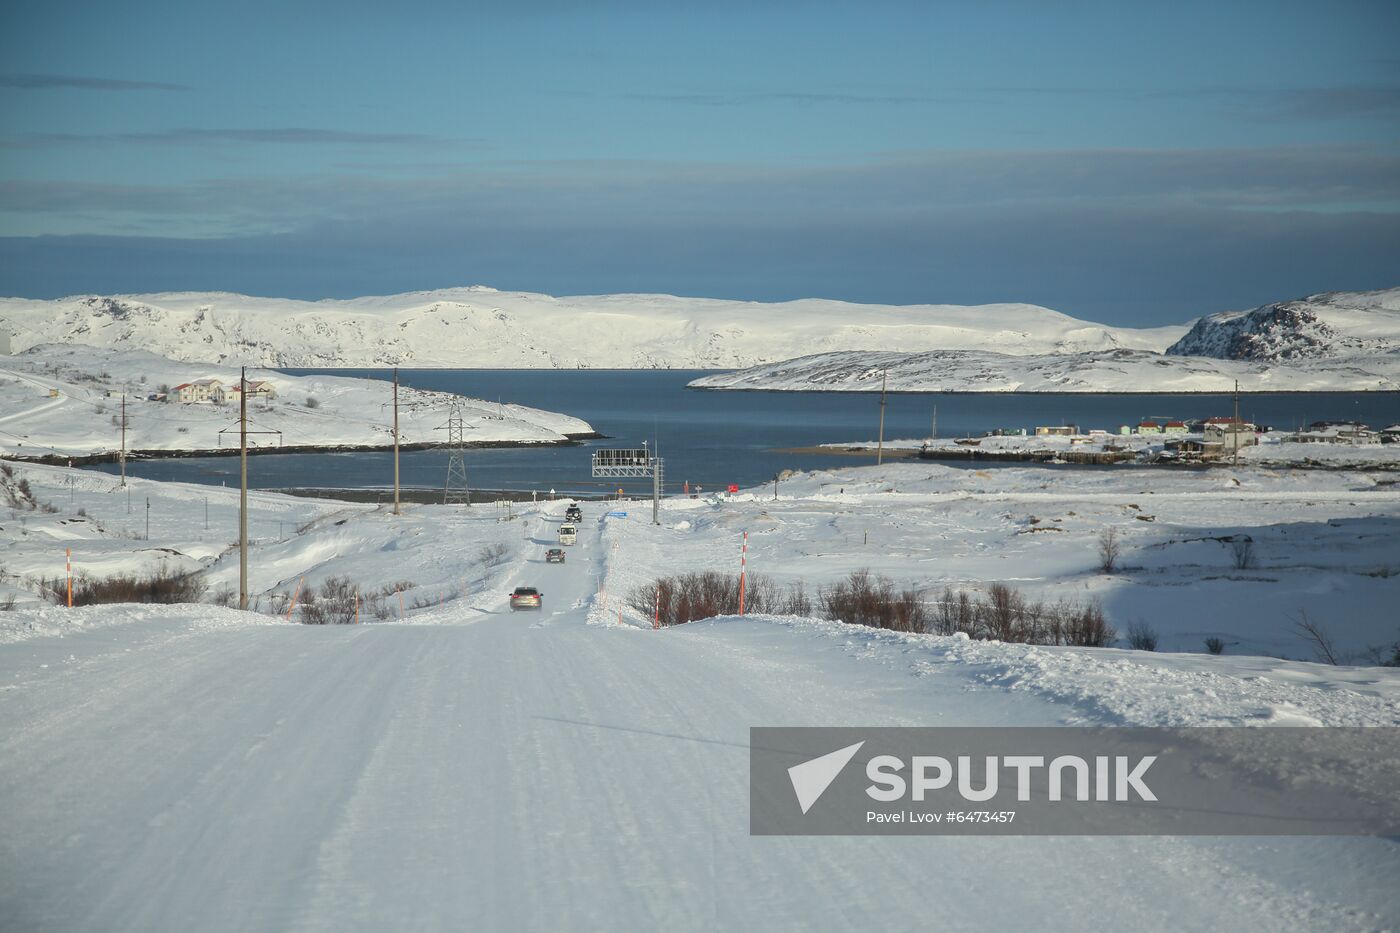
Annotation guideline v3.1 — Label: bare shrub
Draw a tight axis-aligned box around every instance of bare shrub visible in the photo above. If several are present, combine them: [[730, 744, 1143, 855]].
[[1126, 620, 1159, 651], [1292, 610, 1340, 665], [978, 582, 1025, 641], [1204, 637, 1226, 655], [931, 588, 976, 636], [209, 586, 236, 607], [820, 569, 926, 633], [1230, 536, 1255, 570], [1059, 600, 1115, 647], [0, 593, 15, 611], [778, 580, 812, 617], [478, 542, 510, 567], [627, 570, 811, 627], [1097, 526, 1121, 574], [40, 568, 207, 606], [298, 576, 358, 625]]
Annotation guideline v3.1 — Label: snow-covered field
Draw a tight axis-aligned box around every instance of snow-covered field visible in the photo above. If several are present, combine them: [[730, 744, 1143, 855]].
[[0, 344, 594, 459], [2, 459, 1398, 930], [592, 463, 1400, 662]]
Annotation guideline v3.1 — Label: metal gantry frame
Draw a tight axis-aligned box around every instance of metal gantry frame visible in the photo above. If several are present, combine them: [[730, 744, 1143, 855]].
[[591, 445, 663, 524]]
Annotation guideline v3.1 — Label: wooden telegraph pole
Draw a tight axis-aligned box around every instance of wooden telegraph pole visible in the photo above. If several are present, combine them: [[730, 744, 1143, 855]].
[[239, 367, 248, 610], [876, 370, 889, 465], [393, 367, 401, 515], [1232, 379, 1241, 468]]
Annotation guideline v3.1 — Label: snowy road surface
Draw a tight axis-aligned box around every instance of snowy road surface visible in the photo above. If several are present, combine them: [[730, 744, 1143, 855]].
[[2, 516, 1398, 932]]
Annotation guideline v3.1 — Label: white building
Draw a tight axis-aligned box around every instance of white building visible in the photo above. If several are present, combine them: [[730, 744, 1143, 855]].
[[171, 378, 223, 404], [1283, 423, 1380, 445], [215, 380, 277, 404], [1203, 419, 1258, 452]]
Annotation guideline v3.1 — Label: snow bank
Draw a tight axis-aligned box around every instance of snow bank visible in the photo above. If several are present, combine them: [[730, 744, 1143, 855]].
[[0, 602, 282, 644]]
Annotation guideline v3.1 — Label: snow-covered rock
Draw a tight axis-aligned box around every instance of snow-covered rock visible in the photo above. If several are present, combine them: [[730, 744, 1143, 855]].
[[1166, 288, 1400, 361]]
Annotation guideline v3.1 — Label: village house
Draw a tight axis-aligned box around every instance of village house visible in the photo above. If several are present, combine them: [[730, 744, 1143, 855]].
[[171, 378, 222, 404], [1035, 425, 1075, 436], [1283, 423, 1380, 445], [1136, 420, 1162, 435], [215, 380, 278, 404], [1382, 424, 1400, 444], [1163, 421, 1189, 434], [1203, 418, 1258, 452]]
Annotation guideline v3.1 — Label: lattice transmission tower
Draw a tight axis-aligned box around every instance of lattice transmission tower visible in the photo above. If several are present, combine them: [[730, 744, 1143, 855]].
[[437, 404, 472, 505]]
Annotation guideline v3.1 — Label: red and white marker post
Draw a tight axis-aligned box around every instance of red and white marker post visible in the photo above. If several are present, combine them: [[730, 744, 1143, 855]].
[[738, 531, 748, 616]]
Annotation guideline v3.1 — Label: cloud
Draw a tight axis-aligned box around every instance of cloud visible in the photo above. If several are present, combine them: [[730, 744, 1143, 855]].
[[0, 73, 188, 92], [1262, 87, 1400, 121], [7, 145, 1396, 235], [1, 127, 465, 150], [2, 145, 1397, 323], [623, 91, 951, 106], [2, 202, 1397, 327], [615, 83, 1400, 123]]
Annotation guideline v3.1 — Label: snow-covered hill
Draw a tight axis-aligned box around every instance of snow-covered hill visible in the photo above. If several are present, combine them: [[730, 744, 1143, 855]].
[[0, 345, 594, 459], [688, 346, 1400, 393], [1166, 288, 1400, 361], [0, 287, 1185, 369]]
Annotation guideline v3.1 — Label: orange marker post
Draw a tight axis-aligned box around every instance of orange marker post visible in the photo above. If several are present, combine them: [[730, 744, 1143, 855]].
[[285, 576, 304, 621]]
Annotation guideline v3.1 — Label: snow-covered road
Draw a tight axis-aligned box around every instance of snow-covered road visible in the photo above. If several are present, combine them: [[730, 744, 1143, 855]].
[[2, 515, 1398, 931]]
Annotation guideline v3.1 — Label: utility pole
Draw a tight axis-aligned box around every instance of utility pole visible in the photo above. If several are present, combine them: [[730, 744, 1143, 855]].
[[119, 393, 127, 487], [876, 370, 888, 465], [931, 403, 938, 443], [392, 367, 401, 516], [1232, 379, 1240, 468], [239, 366, 248, 610]]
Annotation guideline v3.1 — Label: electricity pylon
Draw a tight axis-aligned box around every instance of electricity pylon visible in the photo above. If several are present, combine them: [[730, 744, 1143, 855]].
[[437, 404, 472, 506]]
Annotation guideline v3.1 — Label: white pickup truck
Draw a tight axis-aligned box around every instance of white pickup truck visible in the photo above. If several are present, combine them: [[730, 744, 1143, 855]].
[[558, 524, 578, 546]]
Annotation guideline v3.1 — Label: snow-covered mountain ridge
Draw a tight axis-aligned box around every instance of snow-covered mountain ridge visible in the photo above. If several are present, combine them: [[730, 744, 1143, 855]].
[[0, 287, 1185, 369], [688, 346, 1400, 393], [1166, 288, 1400, 361]]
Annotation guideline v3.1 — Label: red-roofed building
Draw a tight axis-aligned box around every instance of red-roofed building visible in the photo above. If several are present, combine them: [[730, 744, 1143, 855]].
[[173, 378, 222, 403]]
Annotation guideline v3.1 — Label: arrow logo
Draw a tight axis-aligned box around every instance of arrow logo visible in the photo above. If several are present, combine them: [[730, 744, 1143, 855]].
[[788, 741, 865, 814]]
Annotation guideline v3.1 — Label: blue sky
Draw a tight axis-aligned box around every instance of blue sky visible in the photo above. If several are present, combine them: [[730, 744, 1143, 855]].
[[2, 0, 1398, 323]]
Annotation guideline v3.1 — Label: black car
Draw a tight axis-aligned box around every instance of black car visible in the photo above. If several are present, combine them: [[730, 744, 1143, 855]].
[[545, 548, 566, 563], [565, 504, 583, 522]]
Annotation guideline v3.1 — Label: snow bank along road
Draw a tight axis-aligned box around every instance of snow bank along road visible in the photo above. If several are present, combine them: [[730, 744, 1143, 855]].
[[2, 512, 1399, 931]]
